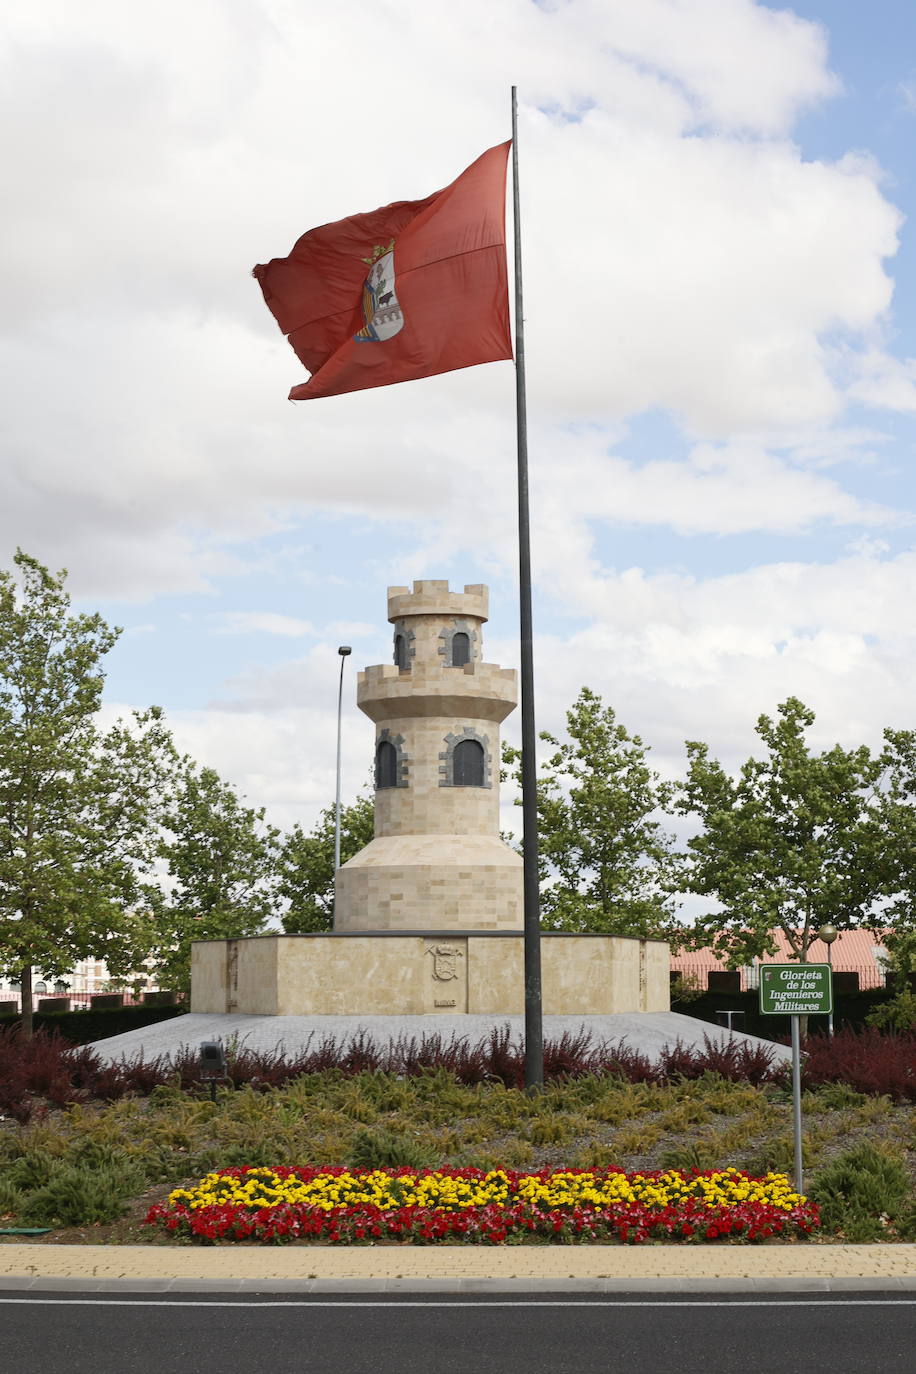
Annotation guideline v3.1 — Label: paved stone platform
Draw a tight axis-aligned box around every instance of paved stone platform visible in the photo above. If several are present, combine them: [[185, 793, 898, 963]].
[[1, 1243, 914, 1292]]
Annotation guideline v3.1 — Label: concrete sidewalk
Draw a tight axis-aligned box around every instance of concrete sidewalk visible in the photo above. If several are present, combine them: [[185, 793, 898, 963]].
[[2, 1242, 916, 1292]]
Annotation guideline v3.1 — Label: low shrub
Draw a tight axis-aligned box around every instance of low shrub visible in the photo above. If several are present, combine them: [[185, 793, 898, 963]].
[[3, 1023, 914, 1120], [657, 1037, 781, 1087], [20, 1162, 145, 1228], [810, 1142, 913, 1242], [349, 1126, 437, 1170], [0, 1176, 25, 1221], [800, 1029, 916, 1101]]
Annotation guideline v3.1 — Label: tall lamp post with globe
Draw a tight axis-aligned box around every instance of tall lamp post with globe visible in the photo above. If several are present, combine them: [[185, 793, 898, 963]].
[[817, 922, 838, 1037]]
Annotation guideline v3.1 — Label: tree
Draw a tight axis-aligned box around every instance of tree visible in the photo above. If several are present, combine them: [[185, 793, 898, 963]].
[[148, 762, 281, 991], [279, 795, 375, 932], [873, 728, 916, 936], [866, 728, 916, 1029], [503, 687, 682, 936], [679, 697, 889, 972], [0, 552, 175, 1033]]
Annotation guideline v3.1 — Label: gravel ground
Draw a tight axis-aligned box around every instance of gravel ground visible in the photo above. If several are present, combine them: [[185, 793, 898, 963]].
[[87, 1011, 793, 1064]]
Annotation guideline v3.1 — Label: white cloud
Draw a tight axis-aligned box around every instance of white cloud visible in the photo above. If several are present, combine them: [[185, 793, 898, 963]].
[[510, 543, 916, 782], [4, 0, 916, 837], [850, 349, 916, 412], [213, 612, 315, 637], [533, 434, 903, 535], [0, 0, 903, 603], [587, 0, 839, 135]]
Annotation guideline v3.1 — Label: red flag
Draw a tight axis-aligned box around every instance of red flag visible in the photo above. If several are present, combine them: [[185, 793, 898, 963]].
[[253, 143, 512, 401]]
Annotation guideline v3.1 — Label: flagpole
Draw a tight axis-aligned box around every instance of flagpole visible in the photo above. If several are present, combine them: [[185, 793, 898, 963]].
[[511, 86, 544, 1092]]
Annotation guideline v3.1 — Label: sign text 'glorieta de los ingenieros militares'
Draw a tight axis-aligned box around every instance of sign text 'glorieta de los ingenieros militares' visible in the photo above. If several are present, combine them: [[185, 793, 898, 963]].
[[759, 964, 833, 1016]]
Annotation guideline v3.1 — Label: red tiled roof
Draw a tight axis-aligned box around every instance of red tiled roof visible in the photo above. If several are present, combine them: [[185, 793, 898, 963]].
[[671, 929, 890, 990]]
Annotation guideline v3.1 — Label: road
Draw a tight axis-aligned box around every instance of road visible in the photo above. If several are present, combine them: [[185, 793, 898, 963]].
[[4, 1292, 914, 1373]]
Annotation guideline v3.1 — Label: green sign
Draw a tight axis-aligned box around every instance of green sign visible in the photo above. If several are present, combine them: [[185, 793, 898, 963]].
[[759, 963, 833, 1015]]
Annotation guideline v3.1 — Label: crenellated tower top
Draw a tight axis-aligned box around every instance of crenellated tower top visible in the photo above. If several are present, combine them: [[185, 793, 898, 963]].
[[387, 580, 488, 624]]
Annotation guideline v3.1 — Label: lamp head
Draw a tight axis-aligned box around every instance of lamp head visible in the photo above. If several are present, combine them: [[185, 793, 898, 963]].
[[338, 645, 352, 656], [199, 1040, 226, 1078], [817, 922, 839, 945]]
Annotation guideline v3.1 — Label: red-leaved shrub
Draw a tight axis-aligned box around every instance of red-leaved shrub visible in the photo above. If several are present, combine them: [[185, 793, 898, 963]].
[[3, 1022, 913, 1116], [800, 1028, 916, 1101]]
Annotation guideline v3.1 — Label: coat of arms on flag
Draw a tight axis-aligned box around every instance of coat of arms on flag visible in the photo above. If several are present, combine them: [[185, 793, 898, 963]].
[[252, 142, 512, 400], [354, 241, 403, 343]]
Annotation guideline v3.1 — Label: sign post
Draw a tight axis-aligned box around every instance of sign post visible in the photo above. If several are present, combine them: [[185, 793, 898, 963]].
[[759, 963, 833, 1194]]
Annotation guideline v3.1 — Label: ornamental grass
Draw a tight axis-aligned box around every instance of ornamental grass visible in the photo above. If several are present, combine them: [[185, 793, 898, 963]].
[[144, 1165, 819, 1246]]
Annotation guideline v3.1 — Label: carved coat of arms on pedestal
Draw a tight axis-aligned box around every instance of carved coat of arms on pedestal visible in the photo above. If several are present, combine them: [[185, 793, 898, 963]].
[[426, 944, 463, 982]]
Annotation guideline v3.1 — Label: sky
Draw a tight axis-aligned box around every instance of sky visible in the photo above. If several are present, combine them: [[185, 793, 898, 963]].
[[3, 0, 916, 842]]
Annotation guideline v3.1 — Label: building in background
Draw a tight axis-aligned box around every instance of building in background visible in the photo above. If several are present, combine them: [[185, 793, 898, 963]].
[[671, 930, 891, 994]]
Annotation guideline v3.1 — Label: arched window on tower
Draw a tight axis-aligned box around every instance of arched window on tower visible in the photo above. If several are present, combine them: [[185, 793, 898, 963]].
[[394, 633, 408, 671], [451, 631, 470, 667], [376, 739, 398, 789], [452, 737, 485, 787]]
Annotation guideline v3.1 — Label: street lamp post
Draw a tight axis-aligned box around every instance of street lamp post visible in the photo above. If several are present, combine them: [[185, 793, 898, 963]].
[[817, 922, 838, 1037], [333, 646, 352, 918]]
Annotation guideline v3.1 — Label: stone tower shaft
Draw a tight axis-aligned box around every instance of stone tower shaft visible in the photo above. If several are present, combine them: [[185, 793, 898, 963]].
[[334, 579, 523, 932]]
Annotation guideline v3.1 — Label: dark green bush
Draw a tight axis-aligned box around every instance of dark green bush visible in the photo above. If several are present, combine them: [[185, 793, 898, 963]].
[[32, 1004, 186, 1044], [810, 1143, 911, 1241], [21, 1162, 144, 1227], [0, 1177, 25, 1220], [6, 1150, 58, 1192]]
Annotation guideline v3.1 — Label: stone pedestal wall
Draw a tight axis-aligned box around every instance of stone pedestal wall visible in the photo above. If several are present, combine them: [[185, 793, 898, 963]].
[[191, 933, 671, 1017]]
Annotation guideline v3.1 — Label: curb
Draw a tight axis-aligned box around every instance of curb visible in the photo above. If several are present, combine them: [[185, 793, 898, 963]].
[[3, 1276, 916, 1294]]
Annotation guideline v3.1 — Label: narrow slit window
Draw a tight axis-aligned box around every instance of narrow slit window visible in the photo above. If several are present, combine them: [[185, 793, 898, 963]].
[[394, 633, 408, 670], [376, 739, 398, 789], [451, 631, 470, 667], [453, 737, 485, 787]]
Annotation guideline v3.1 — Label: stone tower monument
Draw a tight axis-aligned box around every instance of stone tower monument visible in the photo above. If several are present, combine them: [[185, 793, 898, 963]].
[[190, 579, 670, 1017], [334, 580, 523, 931]]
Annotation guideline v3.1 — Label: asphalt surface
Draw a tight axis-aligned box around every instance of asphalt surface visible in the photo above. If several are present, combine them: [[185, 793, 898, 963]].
[[4, 1292, 914, 1374]]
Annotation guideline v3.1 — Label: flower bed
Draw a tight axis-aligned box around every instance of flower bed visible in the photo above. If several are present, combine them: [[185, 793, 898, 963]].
[[144, 1166, 819, 1245]]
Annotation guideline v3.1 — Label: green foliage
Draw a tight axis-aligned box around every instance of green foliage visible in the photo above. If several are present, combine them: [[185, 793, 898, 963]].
[[149, 762, 280, 991], [503, 688, 681, 936], [614, 1121, 663, 1153], [669, 973, 705, 1004], [867, 988, 916, 1032], [348, 1125, 437, 1170], [741, 1137, 800, 1178], [0, 551, 177, 1030], [6, 1150, 58, 1191], [867, 916, 916, 1032], [0, 1176, 24, 1219], [279, 795, 375, 932], [659, 1141, 721, 1172], [811, 1142, 911, 1241], [0, 1067, 914, 1237], [527, 1114, 577, 1145], [679, 697, 889, 968], [20, 1162, 144, 1227], [874, 731, 916, 935], [810, 1083, 867, 1111], [28, 1004, 185, 1045]]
